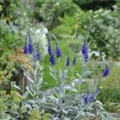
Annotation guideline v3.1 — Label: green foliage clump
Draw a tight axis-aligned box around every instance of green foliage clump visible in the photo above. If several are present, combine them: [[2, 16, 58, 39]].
[[34, 0, 79, 29], [28, 108, 51, 120], [98, 62, 120, 112], [0, 19, 23, 59], [0, 60, 15, 85], [52, 6, 120, 59], [87, 8, 120, 59], [0, 90, 22, 120], [99, 88, 120, 103]]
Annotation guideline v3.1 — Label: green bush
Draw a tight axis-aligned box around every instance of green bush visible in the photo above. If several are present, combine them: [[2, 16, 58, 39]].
[[34, 0, 79, 29], [52, 6, 120, 59], [0, 19, 22, 59]]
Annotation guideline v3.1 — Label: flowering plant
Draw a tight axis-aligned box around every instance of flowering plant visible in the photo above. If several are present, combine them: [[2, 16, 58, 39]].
[[22, 33, 116, 120]]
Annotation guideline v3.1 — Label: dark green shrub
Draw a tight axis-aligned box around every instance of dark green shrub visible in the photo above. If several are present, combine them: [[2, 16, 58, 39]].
[[73, 0, 116, 10]]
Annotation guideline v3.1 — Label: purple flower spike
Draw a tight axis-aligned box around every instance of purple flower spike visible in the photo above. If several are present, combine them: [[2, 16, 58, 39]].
[[23, 43, 28, 54], [56, 40, 61, 58], [47, 35, 56, 66], [50, 55, 56, 66], [56, 46, 61, 58], [28, 33, 34, 54], [103, 65, 110, 77], [28, 43, 34, 54], [82, 40, 89, 62], [73, 56, 76, 65], [66, 54, 70, 67], [83, 95, 89, 104], [82, 88, 99, 104]]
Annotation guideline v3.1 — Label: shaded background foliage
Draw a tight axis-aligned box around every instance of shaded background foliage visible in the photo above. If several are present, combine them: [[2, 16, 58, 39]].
[[73, 0, 116, 10]]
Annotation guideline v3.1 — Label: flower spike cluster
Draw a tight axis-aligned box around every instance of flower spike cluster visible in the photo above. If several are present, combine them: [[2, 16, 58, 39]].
[[24, 35, 110, 78], [24, 32, 34, 55], [48, 34, 56, 66], [47, 34, 62, 66], [23, 32, 41, 61]]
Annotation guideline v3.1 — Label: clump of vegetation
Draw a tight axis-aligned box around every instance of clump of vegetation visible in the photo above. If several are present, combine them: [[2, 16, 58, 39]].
[[52, 6, 120, 59]]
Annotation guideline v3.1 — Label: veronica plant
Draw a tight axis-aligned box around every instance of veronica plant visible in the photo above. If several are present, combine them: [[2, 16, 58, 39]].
[[22, 34, 116, 120], [23, 32, 34, 55]]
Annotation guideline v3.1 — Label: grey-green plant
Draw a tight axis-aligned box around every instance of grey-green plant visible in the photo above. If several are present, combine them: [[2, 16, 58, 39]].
[[21, 34, 117, 120]]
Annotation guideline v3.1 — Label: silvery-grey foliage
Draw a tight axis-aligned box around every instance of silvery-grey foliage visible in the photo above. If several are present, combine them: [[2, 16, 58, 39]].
[[22, 46, 117, 120], [23, 62, 116, 120]]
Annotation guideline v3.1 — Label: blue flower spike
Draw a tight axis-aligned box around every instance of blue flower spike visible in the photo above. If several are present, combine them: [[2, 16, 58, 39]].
[[55, 39, 61, 58], [103, 65, 110, 77], [73, 56, 76, 65], [48, 34, 56, 66], [82, 40, 89, 62], [66, 53, 70, 67], [49, 43, 56, 66], [50, 54, 56, 66], [23, 42, 28, 54]]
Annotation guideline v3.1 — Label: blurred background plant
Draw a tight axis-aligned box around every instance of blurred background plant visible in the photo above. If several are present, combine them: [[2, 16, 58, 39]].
[[52, 6, 120, 59]]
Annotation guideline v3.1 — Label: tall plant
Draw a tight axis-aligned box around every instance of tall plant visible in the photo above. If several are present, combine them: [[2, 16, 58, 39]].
[[21, 33, 116, 120]]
